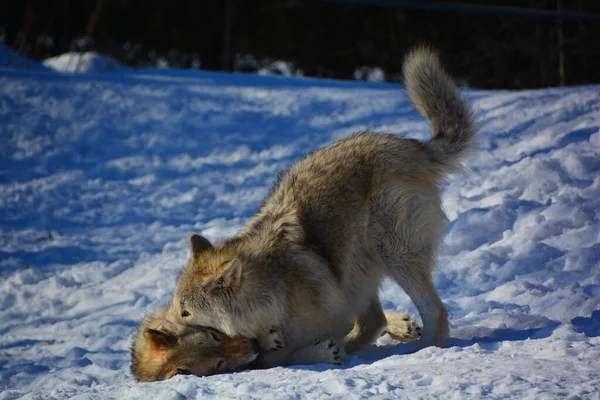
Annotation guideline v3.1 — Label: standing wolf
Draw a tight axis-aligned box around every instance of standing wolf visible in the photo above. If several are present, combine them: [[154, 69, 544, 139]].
[[168, 47, 477, 365]]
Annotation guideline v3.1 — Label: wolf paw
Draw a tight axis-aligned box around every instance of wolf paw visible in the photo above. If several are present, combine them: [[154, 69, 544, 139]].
[[259, 326, 285, 352], [384, 310, 422, 343], [313, 339, 345, 364]]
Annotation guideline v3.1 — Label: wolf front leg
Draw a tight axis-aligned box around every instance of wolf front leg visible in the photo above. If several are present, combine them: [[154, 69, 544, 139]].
[[285, 340, 346, 365], [256, 339, 346, 368], [286, 339, 346, 365], [257, 325, 285, 352], [343, 296, 387, 353], [383, 309, 422, 342]]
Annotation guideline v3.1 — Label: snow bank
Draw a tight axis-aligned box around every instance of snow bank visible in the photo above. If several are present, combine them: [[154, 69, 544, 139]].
[[43, 51, 127, 73]]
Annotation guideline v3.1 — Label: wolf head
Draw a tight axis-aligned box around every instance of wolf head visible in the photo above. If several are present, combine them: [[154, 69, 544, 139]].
[[171, 227, 290, 339], [130, 305, 259, 381], [170, 234, 249, 336]]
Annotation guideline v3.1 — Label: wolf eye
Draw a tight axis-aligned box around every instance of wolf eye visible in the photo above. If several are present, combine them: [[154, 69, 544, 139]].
[[211, 332, 221, 342], [181, 310, 190, 318], [176, 368, 191, 375]]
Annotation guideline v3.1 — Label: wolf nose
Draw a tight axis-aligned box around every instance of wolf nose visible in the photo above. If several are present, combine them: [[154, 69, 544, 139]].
[[251, 338, 260, 353]]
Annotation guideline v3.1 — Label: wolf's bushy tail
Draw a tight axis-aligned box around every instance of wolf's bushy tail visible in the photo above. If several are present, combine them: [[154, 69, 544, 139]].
[[403, 46, 477, 175]]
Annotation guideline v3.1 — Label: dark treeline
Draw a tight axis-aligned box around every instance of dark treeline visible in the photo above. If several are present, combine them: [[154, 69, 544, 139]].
[[2, 0, 600, 89]]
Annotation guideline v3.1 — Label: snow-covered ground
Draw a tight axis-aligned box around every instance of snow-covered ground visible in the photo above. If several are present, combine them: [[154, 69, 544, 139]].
[[1, 50, 599, 399]]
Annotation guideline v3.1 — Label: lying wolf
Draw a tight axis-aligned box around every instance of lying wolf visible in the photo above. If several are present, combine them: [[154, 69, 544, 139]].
[[167, 46, 477, 368], [131, 304, 420, 381]]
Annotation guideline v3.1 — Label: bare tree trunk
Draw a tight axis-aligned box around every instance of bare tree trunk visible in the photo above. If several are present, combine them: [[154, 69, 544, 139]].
[[223, 0, 232, 72], [557, 0, 565, 86], [76, 0, 104, 72], [10, 0, 32, 68], [86, 0, 104, 39]]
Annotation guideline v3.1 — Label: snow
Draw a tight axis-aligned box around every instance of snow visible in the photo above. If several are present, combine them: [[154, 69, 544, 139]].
[[257, 60, 303, 77], [43, 52, 127, 73], [354, 66, 386, 82], [1, 47, 600, 398]]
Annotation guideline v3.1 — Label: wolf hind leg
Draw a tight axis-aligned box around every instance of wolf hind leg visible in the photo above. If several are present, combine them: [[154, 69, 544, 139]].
[[343, 296, 388, 354], [387, 258, 448, 348]]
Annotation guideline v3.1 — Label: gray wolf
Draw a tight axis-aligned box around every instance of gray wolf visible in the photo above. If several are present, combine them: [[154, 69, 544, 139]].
[[168, 46, 476, 366], [130, 305, 259, 381], [131, 305, 420, 381]]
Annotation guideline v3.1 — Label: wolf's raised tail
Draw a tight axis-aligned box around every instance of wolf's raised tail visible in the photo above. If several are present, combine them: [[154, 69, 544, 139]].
[[403, 46, 477, 175]]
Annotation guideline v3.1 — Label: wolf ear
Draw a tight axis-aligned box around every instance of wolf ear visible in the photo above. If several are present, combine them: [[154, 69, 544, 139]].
[[189, 234, 213, 259], [213, 258, 243, 292], [144, 328, 176, 352]]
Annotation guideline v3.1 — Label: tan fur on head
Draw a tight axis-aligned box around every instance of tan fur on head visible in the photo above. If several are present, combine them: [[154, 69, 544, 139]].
[[170, 234, 288, 339], [130, 305, 258, 382]]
